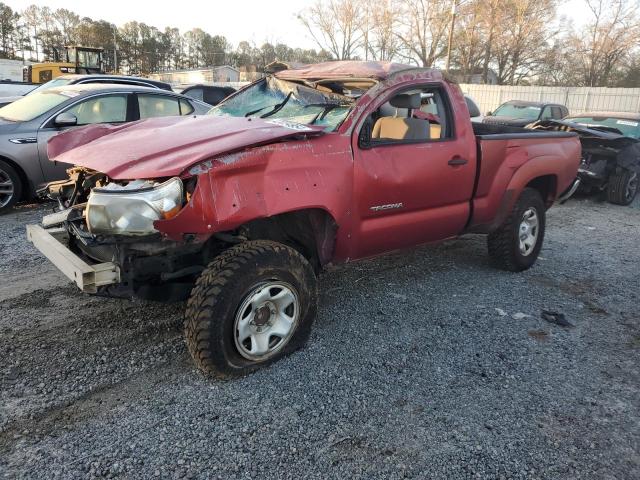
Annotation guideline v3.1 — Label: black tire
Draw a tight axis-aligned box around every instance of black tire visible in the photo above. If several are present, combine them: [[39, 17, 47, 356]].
[[487, 188, 546, 272], [606, 169, 638, 205], [184, 240, 317, 378], [0, 159, 22, 214]]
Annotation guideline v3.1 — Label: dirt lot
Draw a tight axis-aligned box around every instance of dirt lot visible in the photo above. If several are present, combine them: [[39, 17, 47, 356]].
[[1, 196, 639, 479]]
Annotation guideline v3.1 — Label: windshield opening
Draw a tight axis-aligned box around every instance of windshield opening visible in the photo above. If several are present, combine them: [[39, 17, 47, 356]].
[[567, 116, 640, 139], [493, 103, 541, 120], [0, 91, 70, 122], [209, 77, 355, 131]]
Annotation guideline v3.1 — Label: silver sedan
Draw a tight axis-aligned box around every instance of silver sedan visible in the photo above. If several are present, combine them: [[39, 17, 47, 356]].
[[0, 83, 210, 212]]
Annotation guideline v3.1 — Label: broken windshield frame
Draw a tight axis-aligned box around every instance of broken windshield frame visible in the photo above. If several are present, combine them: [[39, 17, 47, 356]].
[[208, 77, 355, 131]]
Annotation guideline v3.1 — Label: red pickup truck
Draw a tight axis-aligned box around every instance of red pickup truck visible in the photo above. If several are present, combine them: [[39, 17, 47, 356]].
[[28, 61, 581, 377]]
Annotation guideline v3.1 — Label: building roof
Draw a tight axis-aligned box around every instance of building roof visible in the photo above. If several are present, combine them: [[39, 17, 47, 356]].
[[274, 60, 416, 81]]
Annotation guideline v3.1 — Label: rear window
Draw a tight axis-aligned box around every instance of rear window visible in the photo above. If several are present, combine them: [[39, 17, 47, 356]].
[[183, 88, 203, 101], [551, 107, 563, 119], [568, 116, 640, 138], [0, 90, 70, 122], [493, 103, 541, 120], [138, 94, 180, 118]]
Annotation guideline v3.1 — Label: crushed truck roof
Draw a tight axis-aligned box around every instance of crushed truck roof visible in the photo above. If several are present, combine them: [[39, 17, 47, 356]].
[[274, 60, 417, 81]]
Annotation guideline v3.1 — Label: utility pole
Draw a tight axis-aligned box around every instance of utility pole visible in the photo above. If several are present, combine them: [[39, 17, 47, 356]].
[[445, 0, 457, 73], [364, 4, 369, 61], [113, 27, 118, 73]]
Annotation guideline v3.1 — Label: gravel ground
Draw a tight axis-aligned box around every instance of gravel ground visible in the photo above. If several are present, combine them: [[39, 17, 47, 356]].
[[0, 196, 639, 479]]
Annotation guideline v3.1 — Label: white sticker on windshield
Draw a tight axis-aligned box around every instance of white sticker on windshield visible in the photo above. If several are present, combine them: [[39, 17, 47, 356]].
[[59, 91, 80, 98], [616, 119, 638, 127], [265, 119, 313, 131]]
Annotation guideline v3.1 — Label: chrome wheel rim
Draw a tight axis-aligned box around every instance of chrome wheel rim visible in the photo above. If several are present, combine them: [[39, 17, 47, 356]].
[[234, 281, 299, 361], [518, 207, 539, 256], [626, 173, 638, 202], [0, 167, 14, 208]]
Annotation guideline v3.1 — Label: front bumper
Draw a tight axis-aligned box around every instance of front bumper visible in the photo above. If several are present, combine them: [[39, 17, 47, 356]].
[[26, 224, 120, 293]]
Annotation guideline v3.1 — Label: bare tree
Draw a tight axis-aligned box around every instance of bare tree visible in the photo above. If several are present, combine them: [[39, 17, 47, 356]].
[[393, 0, 451, 67], [572, 0, 640, 86], [299, 0, 365, 60], [53, 8, 80, 46], [451, 0, 486, 77], [22, 5, 39, 61], [490, 0, 558, 84], [366, 0, 399, 61]]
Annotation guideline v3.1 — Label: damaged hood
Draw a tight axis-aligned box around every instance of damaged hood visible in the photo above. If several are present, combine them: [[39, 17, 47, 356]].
[[48, 115, 325, 179], [532, 119, 640, 174], [538, 119, 634, 140]]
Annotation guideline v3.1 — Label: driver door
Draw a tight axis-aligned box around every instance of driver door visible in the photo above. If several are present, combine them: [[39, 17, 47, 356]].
[[36, 93, 130, 184], [351, 85, 477, 258]]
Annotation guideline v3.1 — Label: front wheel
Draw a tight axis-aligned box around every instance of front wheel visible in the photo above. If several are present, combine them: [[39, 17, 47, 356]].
[[606, 169, 638, 205], [487, 188, 546, 272], [184, 240, 318, 378], [0, 159, 22, 214]]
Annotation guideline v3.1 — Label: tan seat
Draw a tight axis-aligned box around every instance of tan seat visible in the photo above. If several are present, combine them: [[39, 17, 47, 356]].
[[371, 93, 430, 141], [372, 117, 430, 140]]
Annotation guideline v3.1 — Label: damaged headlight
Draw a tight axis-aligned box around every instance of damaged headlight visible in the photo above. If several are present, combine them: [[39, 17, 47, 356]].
[[86, 177, 183, 235]]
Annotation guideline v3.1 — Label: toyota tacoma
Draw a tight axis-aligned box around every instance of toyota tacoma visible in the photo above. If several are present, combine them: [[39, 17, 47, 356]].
[[27, 61, 581, 377]]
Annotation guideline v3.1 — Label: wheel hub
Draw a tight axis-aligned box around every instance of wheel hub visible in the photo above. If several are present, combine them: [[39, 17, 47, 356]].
[[518, 207, 539, 257], [234, 282, 300, 361], [626, 173, 638, 201], [252, 303, 275, 327]]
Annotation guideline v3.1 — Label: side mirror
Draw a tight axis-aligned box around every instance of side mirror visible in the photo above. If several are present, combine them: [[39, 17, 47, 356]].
[[54, 112, 78, 127], [486, 111, 493, 116]]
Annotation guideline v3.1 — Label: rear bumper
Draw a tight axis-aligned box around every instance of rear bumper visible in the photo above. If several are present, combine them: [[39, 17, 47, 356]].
[[26, 224, 120, 293], [558, 178, 581, 203]]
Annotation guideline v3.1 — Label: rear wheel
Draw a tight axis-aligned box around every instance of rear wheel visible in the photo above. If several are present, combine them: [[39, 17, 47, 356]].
[[0, 159, 22, 214], [184, 240, 317, 378], [606, 169, 638, 205], [487, 188, 546, 272]]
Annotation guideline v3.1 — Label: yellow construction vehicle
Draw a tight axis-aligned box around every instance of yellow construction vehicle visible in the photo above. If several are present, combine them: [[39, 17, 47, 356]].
[[23, 46, 104, 84]]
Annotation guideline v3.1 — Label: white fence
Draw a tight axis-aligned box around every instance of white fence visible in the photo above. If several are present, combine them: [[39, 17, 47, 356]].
[[459, 84, 640, 116]]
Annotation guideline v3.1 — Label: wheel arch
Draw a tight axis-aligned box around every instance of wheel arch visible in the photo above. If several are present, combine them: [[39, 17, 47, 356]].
[[525, 174, 557, 208], [237, 208, 338, 272]]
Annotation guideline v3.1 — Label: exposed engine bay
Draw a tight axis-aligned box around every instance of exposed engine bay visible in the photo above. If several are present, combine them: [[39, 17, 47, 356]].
[[38, 168, 214, 301]]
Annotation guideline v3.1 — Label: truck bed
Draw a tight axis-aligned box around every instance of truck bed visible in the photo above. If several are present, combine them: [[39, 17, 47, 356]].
[[468, 122, 581, 232], [472, 121, 577, 140]]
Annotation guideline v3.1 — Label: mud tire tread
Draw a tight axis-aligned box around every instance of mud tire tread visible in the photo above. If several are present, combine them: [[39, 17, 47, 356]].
[[184, 240, 317, 378]]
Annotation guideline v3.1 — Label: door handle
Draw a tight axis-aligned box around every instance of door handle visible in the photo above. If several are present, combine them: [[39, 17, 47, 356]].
[[448, 157, 468, 166]]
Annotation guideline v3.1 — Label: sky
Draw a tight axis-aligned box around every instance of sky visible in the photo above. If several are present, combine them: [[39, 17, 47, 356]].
[[5, 0, 321, 49], [6, 0, 592, 51]]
